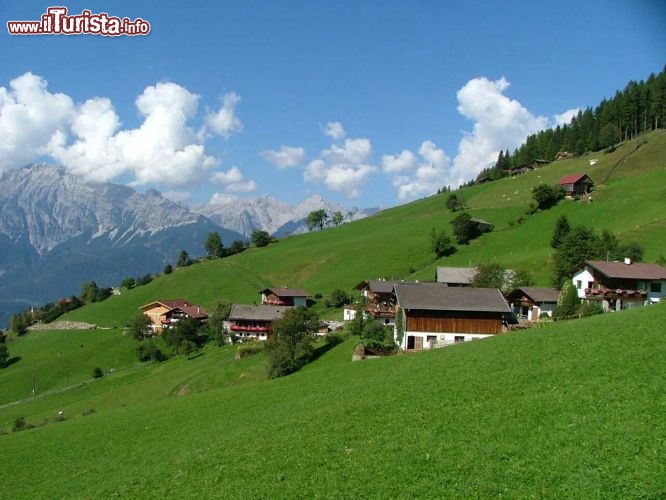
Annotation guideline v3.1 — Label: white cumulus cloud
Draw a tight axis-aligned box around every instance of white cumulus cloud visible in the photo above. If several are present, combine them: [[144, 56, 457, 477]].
[[209, 192, 238, 205], [305, 136, 376, 199], [384, 140, 453, 200], [452, 76, 550, 181], [210, 166, 257, 193], [323, 121, 345, 140], [260, 145, 305, 168], [0, 72, 245, 192], [382, 149, 416, 173], [0, 72, 74, 166], [204, 92, 243, 138], [553, 108, 580, 126]]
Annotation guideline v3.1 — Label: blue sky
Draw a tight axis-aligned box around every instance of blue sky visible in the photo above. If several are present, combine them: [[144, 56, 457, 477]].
[[1, 1, 664, 208]]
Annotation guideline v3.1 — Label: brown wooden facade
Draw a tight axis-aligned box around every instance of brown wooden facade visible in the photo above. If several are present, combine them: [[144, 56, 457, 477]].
[[404, 309, 503, 335]]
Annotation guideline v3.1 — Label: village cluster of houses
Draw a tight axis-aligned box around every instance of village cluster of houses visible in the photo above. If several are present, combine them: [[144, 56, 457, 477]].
[[137, 258, 666, 353]]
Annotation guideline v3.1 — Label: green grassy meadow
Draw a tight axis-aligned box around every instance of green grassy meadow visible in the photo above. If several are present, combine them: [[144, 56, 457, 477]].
[[1, 131, 665, 497], [2, 305, 665, 498]]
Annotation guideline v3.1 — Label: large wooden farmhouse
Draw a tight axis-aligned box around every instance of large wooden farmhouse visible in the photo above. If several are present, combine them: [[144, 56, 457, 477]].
[[393, 284, 511, 351]]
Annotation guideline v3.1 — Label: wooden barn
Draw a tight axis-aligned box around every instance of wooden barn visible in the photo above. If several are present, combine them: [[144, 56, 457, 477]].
[[393, 284, 511, 351], [557, 173, 594, 197]]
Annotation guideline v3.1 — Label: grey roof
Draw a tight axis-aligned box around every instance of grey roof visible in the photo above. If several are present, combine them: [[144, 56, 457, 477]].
[[260, 288, 310, 298], [511, 287, 560, 303], [585, 261, 666, 280], [228, 304, 292, 322], [435, 267, 477, 285], [354, 279, 403, 294], [394, 283, 511, 313]]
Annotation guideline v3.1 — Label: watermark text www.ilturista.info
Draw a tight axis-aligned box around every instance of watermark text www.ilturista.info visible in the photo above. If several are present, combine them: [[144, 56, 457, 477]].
[[7, 7, 150, 36]]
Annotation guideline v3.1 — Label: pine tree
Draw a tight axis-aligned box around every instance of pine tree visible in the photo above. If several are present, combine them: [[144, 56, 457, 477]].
[[551, 215, 571, 249]]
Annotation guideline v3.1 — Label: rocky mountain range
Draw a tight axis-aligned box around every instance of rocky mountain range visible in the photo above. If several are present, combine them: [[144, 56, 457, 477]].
[[0, 164, 375, 326], [195, 194, 375, 238]]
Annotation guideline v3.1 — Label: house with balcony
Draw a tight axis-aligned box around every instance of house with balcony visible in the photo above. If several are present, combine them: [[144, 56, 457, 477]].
[[352, 279, 401, 325], [571, 259, 666, 311], [139, 300, 208, 334], [226, 304, 292, 341]]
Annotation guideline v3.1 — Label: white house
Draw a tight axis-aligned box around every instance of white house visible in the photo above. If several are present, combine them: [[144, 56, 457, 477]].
[[571, 259, 666, 311]]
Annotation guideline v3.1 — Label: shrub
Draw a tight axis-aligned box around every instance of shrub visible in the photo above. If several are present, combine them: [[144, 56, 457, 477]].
[[532, 184, 565, 210], [12, 416, 27, 432], [330, 289, 350, 308], [136, 339, 168, 362], [579, 301, 604, 317], [430, 228, 456, 258], [235, 342, 264, 360], [92, 367, 104, 379], [361, 339, 398, 356], [325, 330, 348, 346]]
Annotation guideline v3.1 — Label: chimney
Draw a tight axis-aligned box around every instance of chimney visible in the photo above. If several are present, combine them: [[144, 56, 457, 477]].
[[624, 257, 632, 265]]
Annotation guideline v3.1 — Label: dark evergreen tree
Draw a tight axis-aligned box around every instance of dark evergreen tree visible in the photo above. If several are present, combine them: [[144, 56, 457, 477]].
[[551, 215, 571, 249]]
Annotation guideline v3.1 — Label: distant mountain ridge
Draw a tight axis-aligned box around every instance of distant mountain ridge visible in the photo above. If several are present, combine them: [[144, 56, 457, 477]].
[[0, 164, 375, 326], [195, 194, 377, 238]]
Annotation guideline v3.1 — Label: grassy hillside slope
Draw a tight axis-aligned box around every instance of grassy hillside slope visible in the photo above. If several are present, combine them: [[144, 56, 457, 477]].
[[59, 130, 666, 327], [2, 305, 665, 497]]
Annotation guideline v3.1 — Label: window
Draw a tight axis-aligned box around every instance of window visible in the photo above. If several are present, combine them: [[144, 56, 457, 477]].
[[588, 281, 594, 290], [650, 282, 662, 293], [454, 336, 465, 343], [576, 280, 582, 289]]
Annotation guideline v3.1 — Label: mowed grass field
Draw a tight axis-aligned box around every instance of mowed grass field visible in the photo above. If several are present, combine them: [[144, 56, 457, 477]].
[[1, 305, 665, 498]]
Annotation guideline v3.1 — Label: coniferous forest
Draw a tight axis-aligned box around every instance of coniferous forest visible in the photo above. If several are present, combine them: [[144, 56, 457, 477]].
[[478, 66, 666, 181]]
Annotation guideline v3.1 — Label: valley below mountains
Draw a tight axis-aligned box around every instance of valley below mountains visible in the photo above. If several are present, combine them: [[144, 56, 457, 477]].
[[0, 164, 373, 326]]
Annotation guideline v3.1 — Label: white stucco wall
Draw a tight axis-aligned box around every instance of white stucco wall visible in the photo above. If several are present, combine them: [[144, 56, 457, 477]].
[[572, 269, 595, 298], [397, 330, 493, 350]]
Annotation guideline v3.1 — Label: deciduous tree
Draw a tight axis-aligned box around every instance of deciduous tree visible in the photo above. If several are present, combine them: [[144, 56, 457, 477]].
[[451, 213, 480, 245], [0, 343, 9, 368], [251, 230, 271, 248], [331, 211, 345, 227], [127, 312, 152, 340], [204, 232, 225, 258], [445, 193, 465, 212], [430, 228, 456, 258], [532, 184, 565, 210], [264, 307, 319, 378], [306, 209, 328, 231]]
